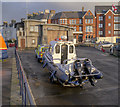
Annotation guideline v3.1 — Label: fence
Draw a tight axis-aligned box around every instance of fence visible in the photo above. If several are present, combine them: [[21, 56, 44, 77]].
[[15, 49, 36, 106]]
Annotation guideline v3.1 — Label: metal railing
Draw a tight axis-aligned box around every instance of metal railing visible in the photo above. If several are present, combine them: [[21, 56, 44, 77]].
[[15, 49, 36, 106]]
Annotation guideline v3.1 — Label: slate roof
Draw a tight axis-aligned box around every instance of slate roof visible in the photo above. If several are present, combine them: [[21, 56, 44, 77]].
[[52, 11, 87, 19], [29, 13, 53, 20], [95, 6, 120, 14]]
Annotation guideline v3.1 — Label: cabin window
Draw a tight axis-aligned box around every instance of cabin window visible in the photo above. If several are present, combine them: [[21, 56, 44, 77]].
[[55, 45, 60, 53], [49, 46, 52, 53], [69, 45, 74, 53]]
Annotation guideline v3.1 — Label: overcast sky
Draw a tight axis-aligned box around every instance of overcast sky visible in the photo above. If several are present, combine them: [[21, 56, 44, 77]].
[[1, 1, 119, 23]]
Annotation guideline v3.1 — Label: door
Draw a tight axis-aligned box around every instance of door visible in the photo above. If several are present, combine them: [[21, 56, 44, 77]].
[[21, 39, 25, 50], [61, 44, 68, 64], [78, 35, 83, 42]]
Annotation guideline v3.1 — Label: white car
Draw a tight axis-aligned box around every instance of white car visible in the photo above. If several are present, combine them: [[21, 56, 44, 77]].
[[99, 42, 114, 48]]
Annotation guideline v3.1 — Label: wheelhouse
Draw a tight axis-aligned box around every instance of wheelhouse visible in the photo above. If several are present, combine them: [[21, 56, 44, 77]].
[[48, 41, 77, 64]]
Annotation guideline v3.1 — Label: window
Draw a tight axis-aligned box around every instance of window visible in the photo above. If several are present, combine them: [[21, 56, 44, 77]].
[[72, 20, 74, 24], [35, 26, 38, 32], [114, 16, 120, 22], [69, 45, 74, 53], [74, 27, 76, 31], [79, 26, 82, 31], [32, 39, 35, 44], [69, 20, 71, 24], [60, 20, 62, 24], [108, 23, 111, 26], [55, 45, 60, 53], [99, 24, 103, 28], [108, 31, 111, 34], [88, 35, 90, 38], [114, 24, 120, 30], [19, 32, 22, 36], [74, 35, 76, 39], [88, 12, 90, 15], [91, 35, 93, 38], [63, 19, 65, 24], [42, 48, 48, 52], [99, 16, 103, 21], [88, 19, 90, 23], [71, 19, 76, 24], [85, 19, 87, 23], [65, 20, 67, 24], [99, 31, 103, 35], [91, 19, 93, 23], [108, 16, 111, 19], [79, 19, 82, 24], [86, 26, 93, 32], [74, 20, 76, 24], [30, 26, 34, 32], [114, 31, 120, 35]]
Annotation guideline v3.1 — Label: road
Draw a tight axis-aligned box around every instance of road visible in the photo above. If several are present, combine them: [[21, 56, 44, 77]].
[[18, 46, 119, 105]]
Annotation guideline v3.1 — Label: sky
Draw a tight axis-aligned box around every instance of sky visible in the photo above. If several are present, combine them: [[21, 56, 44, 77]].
[[1, 1, 119, 23]]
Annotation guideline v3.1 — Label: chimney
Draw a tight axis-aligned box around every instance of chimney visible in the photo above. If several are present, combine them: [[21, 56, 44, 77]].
[[50, 10, 55, 14], [82, 6, 84, 11], [44, 9, 50, 14], [3, 21, 8, 27], [21, 18, 25, 22]]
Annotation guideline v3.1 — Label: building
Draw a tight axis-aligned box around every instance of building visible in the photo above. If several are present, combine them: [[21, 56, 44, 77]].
[[51, 7, 96, 42], [28, 9, 56, 24], [2, 20, 16, 41], [95, 5, 120, 43], [38, 24, 74, 44], [15, 18, 45, 49]]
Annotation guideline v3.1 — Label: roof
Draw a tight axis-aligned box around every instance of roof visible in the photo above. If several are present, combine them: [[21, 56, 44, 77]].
[[38, 24, 74, 29], [29, 13, 53, 20], [95, 6, 120, 14], [52, 11, 87, 19], [0, 33, 7, 50], [50, 40, 74, 47]]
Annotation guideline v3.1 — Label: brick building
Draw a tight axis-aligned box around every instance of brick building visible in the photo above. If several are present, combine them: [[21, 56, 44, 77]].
[[95, 6, 120, 43], [51, 8, 96, 42]]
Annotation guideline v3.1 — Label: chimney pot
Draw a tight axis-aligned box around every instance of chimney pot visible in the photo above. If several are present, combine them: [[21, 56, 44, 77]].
[[82, 6, 84, 11]]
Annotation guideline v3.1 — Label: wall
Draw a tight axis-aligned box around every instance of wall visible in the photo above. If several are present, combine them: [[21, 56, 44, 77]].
[[39, 24, 74, 44]]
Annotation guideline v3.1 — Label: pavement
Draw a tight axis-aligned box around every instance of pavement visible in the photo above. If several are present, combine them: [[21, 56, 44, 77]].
[[18, 46, 119, 106], [2, 47, 22, 106]]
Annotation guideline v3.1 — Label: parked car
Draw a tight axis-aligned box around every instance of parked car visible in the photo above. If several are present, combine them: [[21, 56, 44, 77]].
[[9, 43, 15, 47], [110, 44, 120, 57], [98, 41, 114, 48], [35, 44, 48, 62]]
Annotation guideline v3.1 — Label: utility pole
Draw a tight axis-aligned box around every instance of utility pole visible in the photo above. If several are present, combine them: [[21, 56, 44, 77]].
[[26, 0, 28, 48]]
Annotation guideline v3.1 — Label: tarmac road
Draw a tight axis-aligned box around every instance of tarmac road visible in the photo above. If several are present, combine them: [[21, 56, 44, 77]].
[[18, 46, 119, 105]]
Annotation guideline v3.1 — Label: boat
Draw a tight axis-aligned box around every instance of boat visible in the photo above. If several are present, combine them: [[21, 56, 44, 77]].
[[42, 40, 103, 87]]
